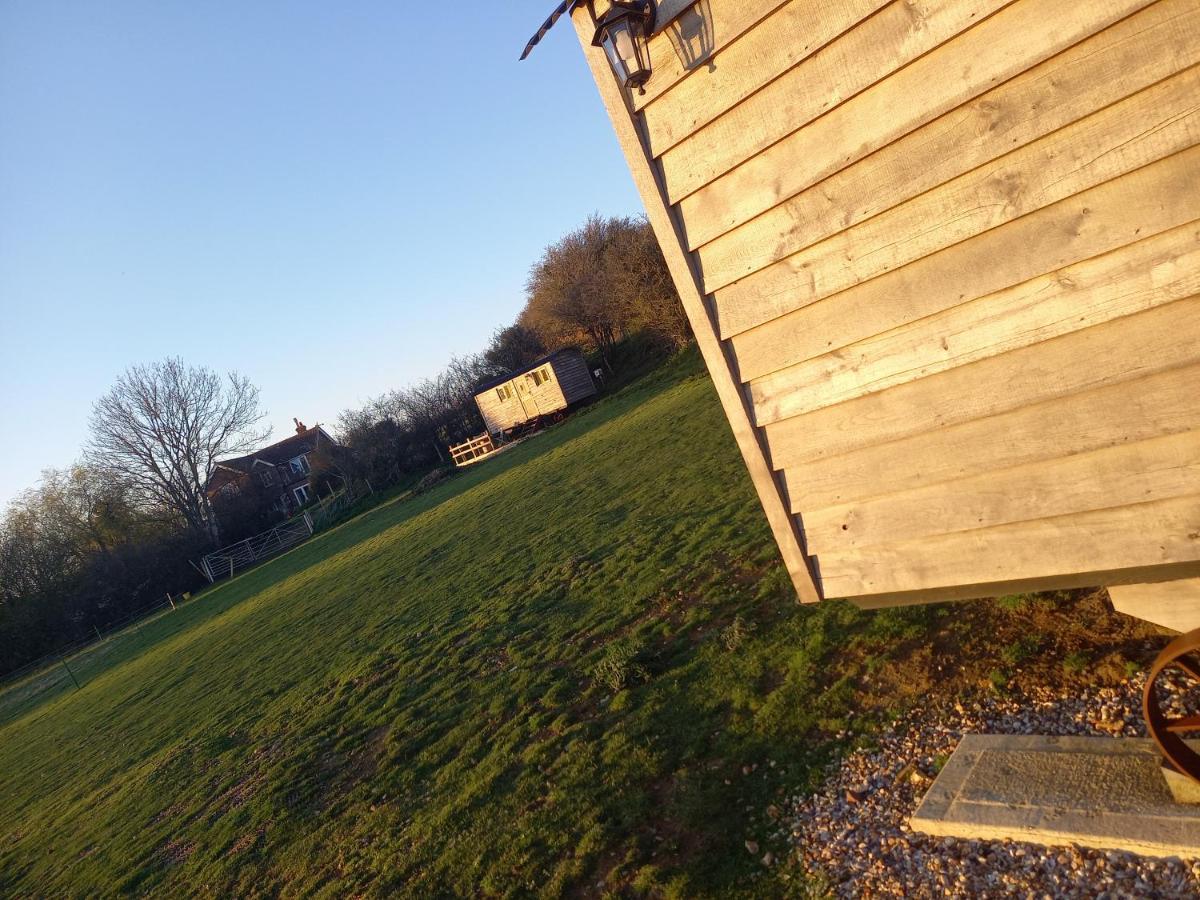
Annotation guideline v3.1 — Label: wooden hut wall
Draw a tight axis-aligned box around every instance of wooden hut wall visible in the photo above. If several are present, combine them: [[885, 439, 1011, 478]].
[[572, 0, 1200, 606], [522, 365, 569, 416], [550, 351, 599, 405], [476, 382, 529, 435]]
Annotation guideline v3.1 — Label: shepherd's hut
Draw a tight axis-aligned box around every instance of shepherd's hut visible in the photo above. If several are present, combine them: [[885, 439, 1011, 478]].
[[474, 348, 598, 437]]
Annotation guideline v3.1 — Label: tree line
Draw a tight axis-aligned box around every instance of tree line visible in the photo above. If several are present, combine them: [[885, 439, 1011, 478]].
[[335, 213, 687, 487], [0, 213, 685, 676]]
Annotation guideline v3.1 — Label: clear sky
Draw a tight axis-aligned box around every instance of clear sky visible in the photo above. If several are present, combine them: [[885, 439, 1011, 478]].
[[0, 1, 644, 508]]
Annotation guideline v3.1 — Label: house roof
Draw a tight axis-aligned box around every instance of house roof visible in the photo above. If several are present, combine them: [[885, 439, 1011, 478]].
[[209, 426, 334, 481], [473, 347, 585, 394]]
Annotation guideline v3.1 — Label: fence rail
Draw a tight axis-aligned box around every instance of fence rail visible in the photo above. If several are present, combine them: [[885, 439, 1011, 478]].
[[0, 592, 179, 700], [449, 432, 496, 467], [200, 517, 313, 582], [198, 478, 374, 583]]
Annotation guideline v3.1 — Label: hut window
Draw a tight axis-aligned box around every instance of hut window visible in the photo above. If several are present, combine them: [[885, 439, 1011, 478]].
[[496, 384, 512, 401], [530, 366, 553, 387]]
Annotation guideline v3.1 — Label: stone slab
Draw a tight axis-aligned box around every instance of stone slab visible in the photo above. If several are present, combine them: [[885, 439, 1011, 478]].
[[911, 734, 1200, 858]]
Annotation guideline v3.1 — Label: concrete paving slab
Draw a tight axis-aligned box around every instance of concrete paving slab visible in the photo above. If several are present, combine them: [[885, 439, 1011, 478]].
[[911, 734, 1200, 858]]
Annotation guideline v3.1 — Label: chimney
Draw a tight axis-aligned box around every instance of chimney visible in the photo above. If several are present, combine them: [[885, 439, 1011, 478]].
[[294, 418, 307, 434]]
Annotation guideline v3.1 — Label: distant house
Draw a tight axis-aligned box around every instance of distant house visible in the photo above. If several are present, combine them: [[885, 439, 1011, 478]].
[[206, 420, 338, 518], [473, 348, 598, 437]]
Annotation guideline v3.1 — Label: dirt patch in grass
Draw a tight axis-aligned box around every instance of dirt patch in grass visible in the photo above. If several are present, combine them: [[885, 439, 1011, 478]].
[[158, 838, 196, 867], [847, 588, 1165, 717]]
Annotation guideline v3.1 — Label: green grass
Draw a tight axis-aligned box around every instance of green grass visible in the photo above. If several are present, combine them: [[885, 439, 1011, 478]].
[[0, 351, 914, 897]]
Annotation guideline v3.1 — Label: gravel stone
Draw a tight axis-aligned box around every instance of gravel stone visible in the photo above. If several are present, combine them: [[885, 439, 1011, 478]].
[[781, 677, 1200, 898]]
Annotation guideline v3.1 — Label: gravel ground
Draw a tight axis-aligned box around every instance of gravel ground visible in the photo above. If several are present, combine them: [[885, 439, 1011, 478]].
[[782, 677, 1200, 898]]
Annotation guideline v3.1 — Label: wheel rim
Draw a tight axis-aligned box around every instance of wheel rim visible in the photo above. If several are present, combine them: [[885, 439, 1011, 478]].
[[1143, 627, 1200, 781]]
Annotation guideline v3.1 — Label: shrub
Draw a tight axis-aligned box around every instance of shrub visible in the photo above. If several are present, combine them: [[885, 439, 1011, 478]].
[[1001, 635, 1040, 666], [1062, 650, 1090, 674], [413, 467, 452, 495], [591, 641, 646, 692], [721, 615, 755, 651]]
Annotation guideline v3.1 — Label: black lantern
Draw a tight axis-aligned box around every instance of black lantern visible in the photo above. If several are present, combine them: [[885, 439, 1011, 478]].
[[588, 0, 657, 94]]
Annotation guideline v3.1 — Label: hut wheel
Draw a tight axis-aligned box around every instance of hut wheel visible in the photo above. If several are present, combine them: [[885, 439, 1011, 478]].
[[1143, 627, 1200, 784]]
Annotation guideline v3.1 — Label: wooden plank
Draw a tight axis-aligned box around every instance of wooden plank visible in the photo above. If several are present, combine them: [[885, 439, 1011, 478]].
[[763, 297, 1200, 471], [750, 221, 1200, 425], [804, 430, 1200, 554], [676, 0, 1160, 242], [849, 563, 1200, 609], [716, 70, 1200, 338], [731, 145, 1200, 373], [781, 362, 1200, 511], [640, 0, 888, 154], [693, 0, 1200, 281], [632, 0, 791, 111], [660, 0, 1016, 201], [816, 494, 1200, 602], [568, 8, 822, 603], [1108, 577, 1200, 632]]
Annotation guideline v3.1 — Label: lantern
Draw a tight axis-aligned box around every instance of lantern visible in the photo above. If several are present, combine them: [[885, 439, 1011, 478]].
[[588, 1, 657, 94]]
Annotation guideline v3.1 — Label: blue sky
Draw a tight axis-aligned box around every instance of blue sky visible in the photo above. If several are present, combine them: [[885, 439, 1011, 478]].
[[0, 1, 643, 508]]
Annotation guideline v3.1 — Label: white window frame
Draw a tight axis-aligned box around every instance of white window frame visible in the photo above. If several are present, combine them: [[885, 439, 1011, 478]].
[[260, 469, 277, 486], [293, 483, 310, 505], [289, 454, 310, 476]]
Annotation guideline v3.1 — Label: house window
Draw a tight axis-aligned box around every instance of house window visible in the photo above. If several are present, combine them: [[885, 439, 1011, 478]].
[[260, 469, 277, 486], [293, 483, 310, 505], [290, 455, 310, 476], [530, 366, 553, 387]]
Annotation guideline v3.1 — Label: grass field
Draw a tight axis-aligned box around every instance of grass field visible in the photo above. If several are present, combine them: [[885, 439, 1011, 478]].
[[0, 351, 1155, 897]]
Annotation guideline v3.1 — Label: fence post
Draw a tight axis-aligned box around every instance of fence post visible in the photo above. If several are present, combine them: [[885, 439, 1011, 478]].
[[58, 653, 81, 690], [304, 511, 314, 535], [94, 625, 103, 642], [167, 593, 177, 611]]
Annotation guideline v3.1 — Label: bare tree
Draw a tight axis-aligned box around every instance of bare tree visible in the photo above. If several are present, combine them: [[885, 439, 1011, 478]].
[[524, 214, 629, 371], [607, 216, 691, 349], [484, 324, 547, 374], [86, 359, 269, 542], [521, 214, 685, 367]]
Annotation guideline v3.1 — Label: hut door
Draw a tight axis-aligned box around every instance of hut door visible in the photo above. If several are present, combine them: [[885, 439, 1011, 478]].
[[515, 377, 541, 418]]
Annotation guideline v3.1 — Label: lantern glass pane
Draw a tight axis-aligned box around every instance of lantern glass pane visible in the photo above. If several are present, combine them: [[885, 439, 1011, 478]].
[[602, 19, 638, 80]]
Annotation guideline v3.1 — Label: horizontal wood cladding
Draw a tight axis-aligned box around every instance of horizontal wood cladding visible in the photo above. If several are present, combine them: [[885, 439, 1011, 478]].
[[580, 0, 1200, 604], [749, 221, 1200, 426], [658, 0, 1018, 202], [781, 362, 1200, 512], [816, 494, 1200, 603], [695, 0, 1200, 287], [640, 0, 889, 155], [716, 75, 1200, 340], [762, 297, 1200, 472], [631, 0, 788, 111], [731, 145, 1200, 380], [1108, 577, 1200, 632], [804, 430, 1200, 555], [669, 0, 1160, 236]]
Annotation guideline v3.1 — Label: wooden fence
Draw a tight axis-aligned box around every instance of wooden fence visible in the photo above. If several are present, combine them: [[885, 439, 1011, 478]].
[[449, 433, 496, 467]]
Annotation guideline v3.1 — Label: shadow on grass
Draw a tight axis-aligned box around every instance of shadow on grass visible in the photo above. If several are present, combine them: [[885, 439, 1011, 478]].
[[0, 350, 704, 729]]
